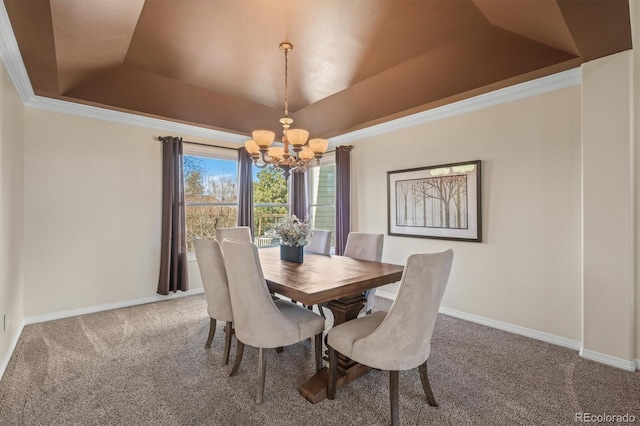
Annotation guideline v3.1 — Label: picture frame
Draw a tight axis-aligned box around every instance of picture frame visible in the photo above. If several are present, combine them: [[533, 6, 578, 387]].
[[387, 160, 482, 242]]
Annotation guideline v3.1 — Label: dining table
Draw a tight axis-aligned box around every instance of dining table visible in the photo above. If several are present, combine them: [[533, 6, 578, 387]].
[[258, 246, 404, 403]]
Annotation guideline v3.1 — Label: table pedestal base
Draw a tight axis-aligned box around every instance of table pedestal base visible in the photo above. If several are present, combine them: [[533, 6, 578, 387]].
[[299, 294, 369, 404]]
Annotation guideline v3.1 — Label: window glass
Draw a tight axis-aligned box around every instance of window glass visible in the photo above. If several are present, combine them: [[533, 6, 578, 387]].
[[184, 154, 238, 252], [253, 167, 288, 246], [308, 155, 336, 248]]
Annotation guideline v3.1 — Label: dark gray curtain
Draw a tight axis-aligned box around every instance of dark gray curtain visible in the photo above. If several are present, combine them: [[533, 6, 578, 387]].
[[289, 171, 308, 219], [237, 147, 255, 236], [335, 145, 352, 255], [157, 136, 189, 295]]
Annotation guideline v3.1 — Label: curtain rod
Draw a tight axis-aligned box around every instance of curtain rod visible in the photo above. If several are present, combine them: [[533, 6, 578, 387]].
[[159, 136, 347, 155]]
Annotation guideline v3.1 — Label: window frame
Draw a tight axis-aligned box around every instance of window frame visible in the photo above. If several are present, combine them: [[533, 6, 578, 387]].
[[183, 143, 239, 257]]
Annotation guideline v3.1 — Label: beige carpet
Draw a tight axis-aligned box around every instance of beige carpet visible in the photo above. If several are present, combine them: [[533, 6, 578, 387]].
[[1, 295, 638, 425]]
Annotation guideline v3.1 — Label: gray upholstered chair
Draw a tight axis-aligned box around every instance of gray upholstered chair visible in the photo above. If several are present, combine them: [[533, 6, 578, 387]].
[[222, 238, 325, 404], [343, 232, 384, 314], [193, 238, 234, 364], [215, 226, 252, 243], [327, 249, 454, 426], [305, 229, 332, 255]]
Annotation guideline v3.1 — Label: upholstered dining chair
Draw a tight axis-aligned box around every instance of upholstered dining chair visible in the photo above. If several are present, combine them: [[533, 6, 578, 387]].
[[327, 249, 454, 426], [305, 229, 332, 255], [193, 238, 234, 365], [343, 232, 384, 314], [222, 238, 326, 404], [215, 226, 252, 243]]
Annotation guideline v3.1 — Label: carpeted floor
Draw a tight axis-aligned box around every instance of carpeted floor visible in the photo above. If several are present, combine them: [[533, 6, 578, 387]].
[[1, 295, 638, 425]]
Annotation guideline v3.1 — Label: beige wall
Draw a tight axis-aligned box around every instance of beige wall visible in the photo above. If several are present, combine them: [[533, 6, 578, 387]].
[[351, 86, 583, 342], [632, 0, 640, 362], [582, 52, 635, 361], [22, 110, 227, 317], [0, 62, 24, 366]]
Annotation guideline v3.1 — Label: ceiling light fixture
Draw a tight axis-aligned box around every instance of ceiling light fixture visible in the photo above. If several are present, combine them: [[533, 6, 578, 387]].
[[244, 42, 328, 179]]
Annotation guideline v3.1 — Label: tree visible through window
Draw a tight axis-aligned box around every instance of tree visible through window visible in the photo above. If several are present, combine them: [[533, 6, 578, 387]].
[[253, 167, 288, 240], [184, 155, 238, 252]]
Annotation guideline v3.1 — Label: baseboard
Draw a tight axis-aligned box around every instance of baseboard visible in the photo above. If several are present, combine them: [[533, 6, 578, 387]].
[[438, 306, 581, 351], [24, 288, 204, 325], [579, 349, 638, 372], [0, 319, 25, 382], [377, 291, 580, 351], [377, 291, 640, 371]]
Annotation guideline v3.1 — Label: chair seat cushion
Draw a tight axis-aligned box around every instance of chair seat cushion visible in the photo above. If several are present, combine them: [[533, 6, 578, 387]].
[[274, 300, 325, 344], [327, 311, 386, 359]]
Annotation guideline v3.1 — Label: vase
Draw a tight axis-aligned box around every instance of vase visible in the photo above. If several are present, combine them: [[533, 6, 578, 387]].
[[280, 245, 304, 263]]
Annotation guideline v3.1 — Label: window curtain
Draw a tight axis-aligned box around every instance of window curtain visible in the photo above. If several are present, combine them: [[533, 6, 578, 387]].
[[237, 147, 255, 235], [335, 145, 352, 255], [289, 171, 308, 220], [157, 136, 189, 295]]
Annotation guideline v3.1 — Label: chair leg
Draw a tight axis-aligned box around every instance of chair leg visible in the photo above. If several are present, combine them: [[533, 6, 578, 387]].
[[327, 345, 338, 400], [317, 304, 326, 319], [418, 361, 439, 407], [205, 318, 216, 349], [230, 340, 245, 377], [314, 333, 323, 372], [390, 370, 400, 426], [222, 321, 233, 365], [256, 347, 267, 404]]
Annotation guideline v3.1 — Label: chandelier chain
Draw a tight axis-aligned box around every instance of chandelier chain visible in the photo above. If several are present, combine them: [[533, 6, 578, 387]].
[[283, 48, 289, 119]]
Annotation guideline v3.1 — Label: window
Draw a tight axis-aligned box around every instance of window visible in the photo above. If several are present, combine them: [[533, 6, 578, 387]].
[[253, 166, 288, 245], [308, 153, 336, 249], [183, 145, 238, 252]]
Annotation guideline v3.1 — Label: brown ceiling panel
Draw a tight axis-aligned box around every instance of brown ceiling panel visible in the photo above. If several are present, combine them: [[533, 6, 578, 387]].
[[294, 24, 578, 138], [4, 0, 59, 95], [557, 0, 632, 60], [3, 0, 633, 138], [63, 65, 282, 135], [50, 0, 145, 93], [473, 0, 578, 55]]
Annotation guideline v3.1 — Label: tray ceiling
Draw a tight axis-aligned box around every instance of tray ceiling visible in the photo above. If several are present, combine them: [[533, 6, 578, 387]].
[[4, 0, 632, 139]]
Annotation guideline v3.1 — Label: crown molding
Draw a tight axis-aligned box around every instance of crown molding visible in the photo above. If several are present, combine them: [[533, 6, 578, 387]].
[[0, 0, 34, 104], [25, 95, 248, 143], [1, 1, 580, 146], [330, 67, 581, 145]]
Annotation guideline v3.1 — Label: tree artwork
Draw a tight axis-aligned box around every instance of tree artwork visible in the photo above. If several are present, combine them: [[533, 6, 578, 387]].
[[395, 170, 469, 229]]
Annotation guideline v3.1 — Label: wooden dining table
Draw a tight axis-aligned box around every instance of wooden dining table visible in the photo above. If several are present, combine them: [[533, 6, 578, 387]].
[[258, 246, 404, 403]]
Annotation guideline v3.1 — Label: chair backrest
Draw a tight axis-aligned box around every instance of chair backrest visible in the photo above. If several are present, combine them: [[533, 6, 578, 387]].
[[343, 232, 383, 261], [216, 226, 252, 243], [305, 230, 332, 255], [351, 249, 454, 371], [193, 238, 233, 322], [222, 239, 301, 348]]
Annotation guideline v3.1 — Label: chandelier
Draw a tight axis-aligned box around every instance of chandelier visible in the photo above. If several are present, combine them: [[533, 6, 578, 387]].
[[244, 42, 328, 179]]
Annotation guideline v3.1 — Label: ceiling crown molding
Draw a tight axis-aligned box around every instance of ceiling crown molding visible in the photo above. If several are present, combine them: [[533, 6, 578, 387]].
[[330, 67, 581, 146], [1, 1, 580, 146], [0, 0, 34, 104]]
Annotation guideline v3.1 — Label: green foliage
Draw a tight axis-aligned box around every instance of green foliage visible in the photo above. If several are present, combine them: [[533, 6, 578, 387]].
[[254, 167, 289, 237], [254, 167, 288, 203]]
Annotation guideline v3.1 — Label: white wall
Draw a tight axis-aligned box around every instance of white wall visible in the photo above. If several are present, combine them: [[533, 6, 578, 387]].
[[0, 62, 24, 370], [22, 110, 228, 317], [351, 86, 583, 342]]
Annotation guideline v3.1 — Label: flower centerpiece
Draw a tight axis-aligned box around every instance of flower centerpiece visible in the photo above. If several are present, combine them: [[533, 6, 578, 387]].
[[272, 215, 312, 263]]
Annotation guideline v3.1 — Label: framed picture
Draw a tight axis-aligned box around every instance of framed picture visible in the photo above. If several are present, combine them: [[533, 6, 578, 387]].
[[387, 160, 482, 242]]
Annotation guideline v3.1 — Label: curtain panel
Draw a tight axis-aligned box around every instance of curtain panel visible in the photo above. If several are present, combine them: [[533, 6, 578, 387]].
[[157, 136, 189, 295], [289, 171, 308, 220], [237, 147, 255, 235], [335, 145, 352, 255]]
